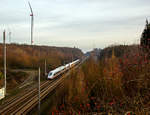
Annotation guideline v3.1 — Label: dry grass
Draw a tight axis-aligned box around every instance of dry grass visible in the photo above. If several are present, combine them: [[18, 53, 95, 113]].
[[49, 45, 150, 114]]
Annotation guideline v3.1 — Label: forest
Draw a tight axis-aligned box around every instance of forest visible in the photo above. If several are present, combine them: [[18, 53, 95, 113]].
[[47, 44, 150, 114], [0, 43, 83, 70], [0, 44, 83, 89]]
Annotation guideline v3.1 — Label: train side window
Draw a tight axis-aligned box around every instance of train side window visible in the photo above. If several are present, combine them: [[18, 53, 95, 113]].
[[54, 72, 58, 76]]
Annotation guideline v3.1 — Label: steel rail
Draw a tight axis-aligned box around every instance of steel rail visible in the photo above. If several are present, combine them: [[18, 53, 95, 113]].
[[17, 62, 81, 114], [0, 61, 81, 114], [13, 75, 66, 114], [0, 81, 51, 114]]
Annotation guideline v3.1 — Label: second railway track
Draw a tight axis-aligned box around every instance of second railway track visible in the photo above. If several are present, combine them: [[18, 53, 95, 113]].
[[0, 80, 52, 114], [0, 61, 82, 115]]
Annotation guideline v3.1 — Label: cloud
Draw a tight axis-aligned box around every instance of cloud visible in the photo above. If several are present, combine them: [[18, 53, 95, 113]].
[[0, 0, 150, 52]]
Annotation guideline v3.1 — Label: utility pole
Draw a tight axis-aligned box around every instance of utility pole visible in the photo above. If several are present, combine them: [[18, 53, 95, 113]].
[[28, 2, 34, 45], [45, 59, 47, 76], [3, 30, 6, 96], [38, 67, 40, 115], [72, 50, 73, 62]]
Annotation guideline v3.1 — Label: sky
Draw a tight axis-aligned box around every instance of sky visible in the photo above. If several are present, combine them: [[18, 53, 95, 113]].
[[0, 0, 150, 52]]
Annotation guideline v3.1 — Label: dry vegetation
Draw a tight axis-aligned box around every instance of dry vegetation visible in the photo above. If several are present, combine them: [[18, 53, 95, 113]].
[[49, 45, 150, 114], [0, 43, 83, 70], [0, 43, 83, 89]]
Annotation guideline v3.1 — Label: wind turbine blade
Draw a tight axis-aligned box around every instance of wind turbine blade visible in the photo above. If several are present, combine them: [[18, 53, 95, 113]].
[[28, 1, 33, 14]]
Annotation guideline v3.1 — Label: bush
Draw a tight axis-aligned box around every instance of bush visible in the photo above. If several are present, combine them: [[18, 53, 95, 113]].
[[50, 45, 150, 114], [0, 72, 3, 80]]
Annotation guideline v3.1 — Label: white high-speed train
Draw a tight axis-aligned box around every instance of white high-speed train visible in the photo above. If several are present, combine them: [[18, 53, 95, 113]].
[[48, 59, 79, 79]]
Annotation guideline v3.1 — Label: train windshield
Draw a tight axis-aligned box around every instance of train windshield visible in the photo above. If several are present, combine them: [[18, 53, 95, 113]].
[[48, 72, 52, 76]]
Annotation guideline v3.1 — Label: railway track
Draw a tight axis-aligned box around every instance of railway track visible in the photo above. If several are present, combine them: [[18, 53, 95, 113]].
[[0, 80, 51, 114], [13, 75, 66, 114], [0, 62, 81, 114]]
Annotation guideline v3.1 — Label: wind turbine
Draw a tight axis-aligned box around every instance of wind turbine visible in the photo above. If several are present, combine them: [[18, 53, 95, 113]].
[[28, 3, 40, 113], [28, 1, 34, 45]]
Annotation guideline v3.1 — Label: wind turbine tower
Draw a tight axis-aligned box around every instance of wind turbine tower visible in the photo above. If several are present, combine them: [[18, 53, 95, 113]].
[[28, 1, 34, 45]]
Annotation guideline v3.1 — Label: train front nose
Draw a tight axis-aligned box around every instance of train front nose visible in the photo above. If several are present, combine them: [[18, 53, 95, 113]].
[[48, 75, 53, 79], [48, 72, 53, 79]]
